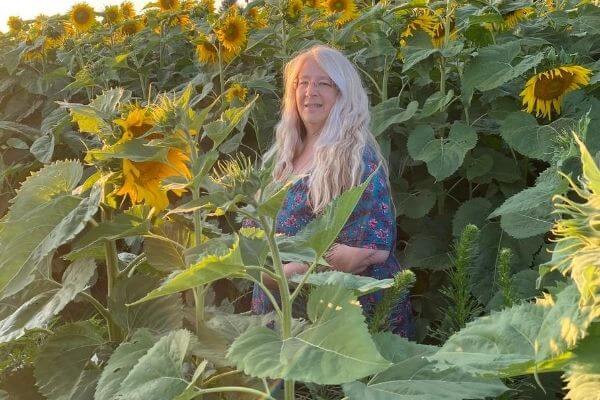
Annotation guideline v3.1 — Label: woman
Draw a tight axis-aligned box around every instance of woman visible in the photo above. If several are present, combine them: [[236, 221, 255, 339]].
[[247, 44, 414, 337]]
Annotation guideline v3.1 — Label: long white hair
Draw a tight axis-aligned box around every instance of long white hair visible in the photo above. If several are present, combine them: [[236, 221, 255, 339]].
[[263, 44, 388, 214]]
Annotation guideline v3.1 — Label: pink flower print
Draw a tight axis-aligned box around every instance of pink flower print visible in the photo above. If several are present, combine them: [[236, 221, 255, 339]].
[[285, 215, 297, 227], [368, 182, 375, 192], [381, 202, 388, 211], [368, 162, 377, 172], [294, 193, 302, 204], [368, 218, 377, 229], [376, 229, 388, 240]]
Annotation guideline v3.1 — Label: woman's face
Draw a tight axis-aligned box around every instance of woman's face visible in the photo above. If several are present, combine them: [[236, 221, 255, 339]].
[[294, 56, 339, 135]]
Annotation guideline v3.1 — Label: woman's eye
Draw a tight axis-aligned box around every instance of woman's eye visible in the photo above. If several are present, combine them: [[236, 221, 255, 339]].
[[298, 80, 309, 87], [318, 81, 332, 88]]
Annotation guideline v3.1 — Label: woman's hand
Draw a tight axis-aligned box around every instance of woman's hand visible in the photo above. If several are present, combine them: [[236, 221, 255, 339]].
[[261, 262, 310, 291], [324, 243, 390, 274]]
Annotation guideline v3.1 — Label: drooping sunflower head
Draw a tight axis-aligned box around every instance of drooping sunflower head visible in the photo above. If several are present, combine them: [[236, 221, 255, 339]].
[[247, 6, 268, 29], [121, 19, 143, 35], [399, 8, 437, 46], [520, 65, 592, 120], [287, 0, 304, 19], [159, 0, 180, 11], [117, 148, 191, 211], [70, 3, 96, 32], [43, 20, 71, 49], [104, 5, 122, 25], [196, 35, 218, 64], [115, 106, 156, 140], [225, 83, 248, 103], [214, 12, 248, 54], [121, 1, 136, 18], [8, 16, 24, 34], [321, 0, 359, 26], [200, 0, 215, 14], [428, 9, 455, 48], [487, 7, 534, 31]]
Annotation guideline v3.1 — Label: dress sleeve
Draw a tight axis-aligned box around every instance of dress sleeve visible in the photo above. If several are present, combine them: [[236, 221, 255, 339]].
[[335, 158, 396, 251]]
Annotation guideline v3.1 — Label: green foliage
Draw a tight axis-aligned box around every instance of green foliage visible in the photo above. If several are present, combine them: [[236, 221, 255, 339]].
[[343, 333, 508, 399], [227, 284, 391, 384], [369, 270, 416, 333], [0, 259, 96, 343], [34, 321, 109, 400], [407, 122, 478, 181], [429, 224, 482, 342], [497, 248, 517, 307]]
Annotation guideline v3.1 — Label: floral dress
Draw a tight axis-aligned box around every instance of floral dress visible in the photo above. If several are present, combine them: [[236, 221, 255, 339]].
[[246, 146, 414, 338]]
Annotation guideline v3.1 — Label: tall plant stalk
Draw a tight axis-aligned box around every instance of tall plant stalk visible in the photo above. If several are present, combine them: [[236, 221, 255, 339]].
[[259, 214, 294, 400]]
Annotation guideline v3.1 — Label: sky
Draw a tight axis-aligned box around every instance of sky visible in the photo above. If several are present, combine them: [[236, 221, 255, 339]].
[[0, 0, 215, 32]]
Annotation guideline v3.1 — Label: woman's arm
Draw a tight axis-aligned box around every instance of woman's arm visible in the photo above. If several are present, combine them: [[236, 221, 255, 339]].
[[324, 243, 389, 274]]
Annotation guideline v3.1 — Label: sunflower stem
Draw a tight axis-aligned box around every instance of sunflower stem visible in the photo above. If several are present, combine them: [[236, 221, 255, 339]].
[[101, 205, 123, 342], [218, 42, 225, 112], [259, 214, 293, 400]]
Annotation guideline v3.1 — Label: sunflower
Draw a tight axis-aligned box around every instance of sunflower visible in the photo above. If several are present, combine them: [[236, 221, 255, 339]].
[[70, 3, 95, 32], [104, 5, 122, 25], [200, 0, 215, 13], [196, 37, 218, 64], [8, 16, 24, 34], [321, 0, 359, 26], [520, 65, 592, 120], [117, 149, 191, 211], [225, 83, 248, 103], [114, 106, 156, 140], [214, 12, 248, 54], [159, 0, 179, 11], [247, 7, 268, 29], [399, 8, 437, 46], [429, 10, 456, 48], [121, 19, 143, 35], [287, 0, 304, 19], [488, 7, 534, 31], [114, 107, 191, 211], [121, 1, 136, 18], [44, 21, 71, 50]]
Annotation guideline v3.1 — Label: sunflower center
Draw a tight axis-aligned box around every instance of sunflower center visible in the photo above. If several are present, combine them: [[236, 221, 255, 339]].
[[75, 10, 91, 24], [334, 1, 344, 10], [533, 71, 574, 100], [225, 24, 239, 39]]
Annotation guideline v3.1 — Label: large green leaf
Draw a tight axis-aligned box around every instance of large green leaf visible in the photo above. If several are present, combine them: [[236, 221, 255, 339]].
[[500, 112, 557, 162], [193, 310, 276, 368], [95, 329, 155, 400], [204, 97, 257, 149], [462, 41, 543, 100], [6, 160, 82, 219], [0, 259, 96, 343], [130, 237, 245, 304], [276, 174, 372, 261], [407, 122, 477, 181], [227, 284, 391, 384], [488, 168, 566, 218], [0, 161, 100, 298], [72, 213, 151, 253], [86, 139, 169, 163], [343, 333, 508, 400], [452, 198, 492, 237], [430, 283, 594, 376], [35, 321, 109, 400], [370, 98, 418, 137], [500, 204, 556, 239], [288, 270, 397, 296], [115, 330, 193, 400], [110, 274, 183, 338]]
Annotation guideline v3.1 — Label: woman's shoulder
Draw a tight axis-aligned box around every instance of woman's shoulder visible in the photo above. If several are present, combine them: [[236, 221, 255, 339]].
[[361, 144, 385, 177]]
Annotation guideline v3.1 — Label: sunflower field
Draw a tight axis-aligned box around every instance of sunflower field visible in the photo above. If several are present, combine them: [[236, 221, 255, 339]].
[[0, 0, 599, 399]]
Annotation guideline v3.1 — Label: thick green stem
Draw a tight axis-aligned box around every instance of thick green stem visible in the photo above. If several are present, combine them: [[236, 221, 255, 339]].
[[259, 214, 294, 400], [102, 207, 122, 342], [381, 59, 389, 102], [196, 386, 276, 400], [439, 57, 446, 95]]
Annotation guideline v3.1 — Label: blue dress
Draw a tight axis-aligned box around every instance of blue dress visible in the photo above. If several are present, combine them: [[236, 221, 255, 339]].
[[246, 146, 414, 337]]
